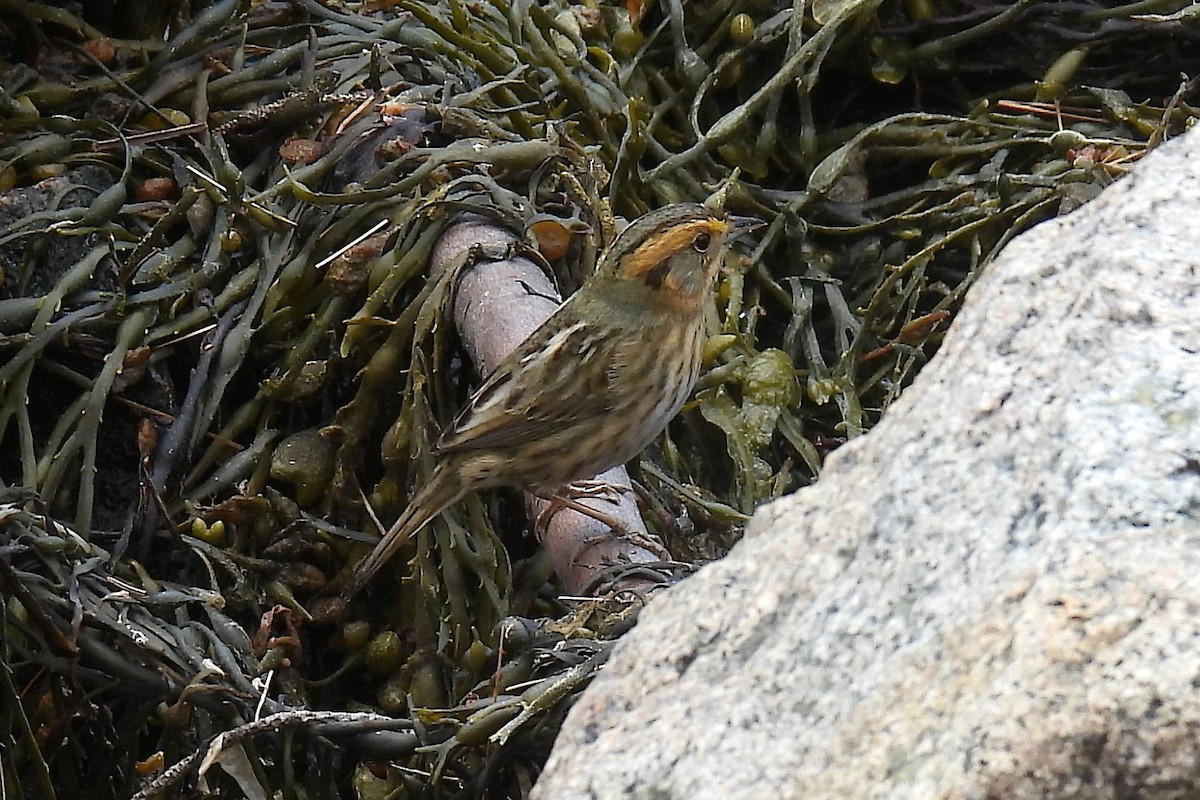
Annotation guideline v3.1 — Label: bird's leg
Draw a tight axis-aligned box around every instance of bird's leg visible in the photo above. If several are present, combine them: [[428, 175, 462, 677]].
[[532, 487, 669, 560], [530, 489, 633, 537], [531, 476, 634, 537]]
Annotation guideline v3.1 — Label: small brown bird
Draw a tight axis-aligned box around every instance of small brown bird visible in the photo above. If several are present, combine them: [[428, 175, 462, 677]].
[[340, 203, 758, 599]]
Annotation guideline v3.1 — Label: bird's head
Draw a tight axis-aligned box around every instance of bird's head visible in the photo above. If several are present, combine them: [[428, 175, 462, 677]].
[[596, 203, 759, 312]]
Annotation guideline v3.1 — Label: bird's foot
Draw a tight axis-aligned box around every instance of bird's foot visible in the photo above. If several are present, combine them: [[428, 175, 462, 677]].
[[533, 490, 635, 540], [561, 479, 631, 504], [532, 486, 667, 558]]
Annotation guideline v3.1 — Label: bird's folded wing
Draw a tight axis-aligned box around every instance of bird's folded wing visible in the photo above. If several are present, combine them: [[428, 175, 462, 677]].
[[434, 317, 612, 453]]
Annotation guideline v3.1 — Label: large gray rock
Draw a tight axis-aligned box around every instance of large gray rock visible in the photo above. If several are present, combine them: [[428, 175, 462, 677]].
[[533, 129, 1200, 799]]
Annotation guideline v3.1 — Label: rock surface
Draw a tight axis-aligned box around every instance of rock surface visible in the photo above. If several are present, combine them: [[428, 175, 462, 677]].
[[532, 128, 1200, 799]]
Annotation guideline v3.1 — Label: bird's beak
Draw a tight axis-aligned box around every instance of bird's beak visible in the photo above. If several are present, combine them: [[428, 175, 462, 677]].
[[728, 215, 766, 240]]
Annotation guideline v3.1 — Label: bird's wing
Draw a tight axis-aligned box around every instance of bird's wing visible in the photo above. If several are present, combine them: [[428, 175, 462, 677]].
[[435, 314, 612, 454]]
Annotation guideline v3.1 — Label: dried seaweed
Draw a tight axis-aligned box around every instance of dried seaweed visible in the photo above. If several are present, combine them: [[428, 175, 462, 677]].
[[0, 0, 1197, 797]]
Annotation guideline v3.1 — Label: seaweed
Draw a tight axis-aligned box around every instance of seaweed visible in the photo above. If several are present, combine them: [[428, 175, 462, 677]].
[[0, 0, 1196, 796]]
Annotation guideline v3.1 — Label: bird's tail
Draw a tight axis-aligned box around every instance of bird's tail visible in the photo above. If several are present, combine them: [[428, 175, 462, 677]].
[[336, 469, 465, 601]]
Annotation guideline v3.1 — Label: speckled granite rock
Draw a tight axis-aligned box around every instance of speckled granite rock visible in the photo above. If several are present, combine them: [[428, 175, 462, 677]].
[[532, 128, 1200, 800]]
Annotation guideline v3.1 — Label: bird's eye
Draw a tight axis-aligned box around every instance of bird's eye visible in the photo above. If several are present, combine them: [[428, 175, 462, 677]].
[[693, 232, 712, 253]]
